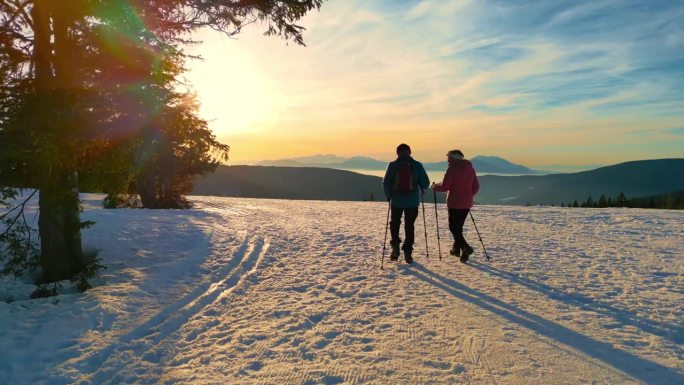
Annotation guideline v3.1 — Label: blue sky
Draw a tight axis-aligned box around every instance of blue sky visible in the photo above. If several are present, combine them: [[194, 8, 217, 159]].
[[187, 0, 684, 166]]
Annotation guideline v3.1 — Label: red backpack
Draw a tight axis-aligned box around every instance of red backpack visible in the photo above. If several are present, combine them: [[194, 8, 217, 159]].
[[393, 161, 414, 193]]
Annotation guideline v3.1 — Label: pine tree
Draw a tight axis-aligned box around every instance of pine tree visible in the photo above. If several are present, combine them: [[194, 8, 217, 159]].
[[0, 0, 325, 283], [616, 192, 627, 207], [598, 194, 607, 208]]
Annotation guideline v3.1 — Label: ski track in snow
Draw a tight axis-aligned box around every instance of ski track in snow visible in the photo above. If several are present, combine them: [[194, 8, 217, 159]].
[[1, 194, 683, 384]]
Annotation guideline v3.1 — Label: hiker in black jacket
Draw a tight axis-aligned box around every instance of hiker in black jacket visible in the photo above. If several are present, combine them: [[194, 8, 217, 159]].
[[382, 143, 430, 263]]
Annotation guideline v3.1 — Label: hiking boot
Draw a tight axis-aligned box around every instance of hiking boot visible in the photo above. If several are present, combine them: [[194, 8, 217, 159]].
[[404, 250, 414, 264], [449, 247, 461, 257], [390, 244, 400, 261], [460, 245, 474, 263]]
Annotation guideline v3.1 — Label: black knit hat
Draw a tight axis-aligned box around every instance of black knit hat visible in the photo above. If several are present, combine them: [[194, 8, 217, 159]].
[[396, 143, 411, 154], [447, 149, 464, 159]]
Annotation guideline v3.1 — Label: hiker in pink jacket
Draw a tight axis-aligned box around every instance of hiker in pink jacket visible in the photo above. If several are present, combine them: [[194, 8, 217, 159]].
[[431, 149, 480, 263]]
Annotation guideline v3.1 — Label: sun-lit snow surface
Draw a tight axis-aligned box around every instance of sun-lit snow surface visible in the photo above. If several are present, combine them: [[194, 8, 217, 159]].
[[1, 194, 683, 384]]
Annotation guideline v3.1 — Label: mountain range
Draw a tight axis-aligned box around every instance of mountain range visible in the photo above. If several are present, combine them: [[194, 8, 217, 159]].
[[257, 154, 540, 175], [476, 158, 684, 205], [193, 159, 684, 206]]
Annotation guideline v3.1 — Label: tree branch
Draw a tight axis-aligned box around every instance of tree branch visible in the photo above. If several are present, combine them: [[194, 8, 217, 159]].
[[0, 189, 37, 238]]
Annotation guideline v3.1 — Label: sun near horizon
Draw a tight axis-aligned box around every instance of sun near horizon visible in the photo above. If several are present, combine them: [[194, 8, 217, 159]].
[[186, 1, 684, 167]]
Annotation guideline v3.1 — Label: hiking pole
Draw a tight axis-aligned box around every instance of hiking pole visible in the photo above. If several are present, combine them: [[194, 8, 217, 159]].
[[381, 201, 391, 269], [469, 210, 490, 261], [420, 189, 429, 260], [433, 189, 442, 260]]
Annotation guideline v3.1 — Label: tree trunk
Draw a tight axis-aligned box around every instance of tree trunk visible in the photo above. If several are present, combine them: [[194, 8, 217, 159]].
[[33, 0, 85, 282], [39, 168, 84, 282], [137, 172, 158, 208]]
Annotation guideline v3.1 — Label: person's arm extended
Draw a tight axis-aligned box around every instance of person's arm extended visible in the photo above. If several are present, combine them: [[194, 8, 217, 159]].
[[432, 168, 453, 192]]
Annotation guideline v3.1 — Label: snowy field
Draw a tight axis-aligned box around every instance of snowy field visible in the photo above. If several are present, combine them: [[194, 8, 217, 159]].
[[1, 194, 683, 384]]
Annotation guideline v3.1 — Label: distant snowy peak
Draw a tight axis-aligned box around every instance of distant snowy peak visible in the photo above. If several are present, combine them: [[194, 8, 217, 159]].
[[337, 157, 387, 169], [423, 156, 539, 175], [257, 154, 348, 166], [470, 155, 539, 175], [256, 154, 539, 174], [257, 155, 387, 170]]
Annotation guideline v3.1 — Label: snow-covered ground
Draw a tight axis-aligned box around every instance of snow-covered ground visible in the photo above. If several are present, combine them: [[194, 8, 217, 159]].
[[1, 194, 682, 384]]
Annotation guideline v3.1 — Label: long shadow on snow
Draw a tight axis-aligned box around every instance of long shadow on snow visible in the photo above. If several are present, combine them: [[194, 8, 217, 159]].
[[467, 262, 684, 345], [405, 263, 684, 385]]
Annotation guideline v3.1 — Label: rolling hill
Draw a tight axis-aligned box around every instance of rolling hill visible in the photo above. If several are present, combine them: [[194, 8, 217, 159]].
[[193, 159, 684, 206], [477, 159, 684, 205], [193, 165, 387, 202]]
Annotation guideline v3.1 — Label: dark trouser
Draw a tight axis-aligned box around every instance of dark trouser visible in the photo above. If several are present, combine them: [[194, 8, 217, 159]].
[[448, 208, 471, 252], [390, 207, 419, 252]]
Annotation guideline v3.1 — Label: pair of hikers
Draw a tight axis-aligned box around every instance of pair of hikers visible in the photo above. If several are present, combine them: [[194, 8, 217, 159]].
[[382, 143, 480, 264]]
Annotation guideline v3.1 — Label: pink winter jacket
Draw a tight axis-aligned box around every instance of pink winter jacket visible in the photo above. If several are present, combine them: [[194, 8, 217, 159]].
[[432, 159, 479, 209]]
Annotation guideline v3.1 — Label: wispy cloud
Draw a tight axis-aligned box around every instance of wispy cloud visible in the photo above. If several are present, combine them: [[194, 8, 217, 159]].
[[667, 127, 684, 136], [187, 0, 684, 164]]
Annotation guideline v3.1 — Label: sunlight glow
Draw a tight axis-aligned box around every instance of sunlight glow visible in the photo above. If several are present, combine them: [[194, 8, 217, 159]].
[[185, 33, 284, 137], [183, 1, 684, 166]]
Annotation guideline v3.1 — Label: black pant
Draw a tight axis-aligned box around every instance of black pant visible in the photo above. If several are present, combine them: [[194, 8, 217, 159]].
[[448, 208, 471, 252], [390, 207, 419, 252]]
